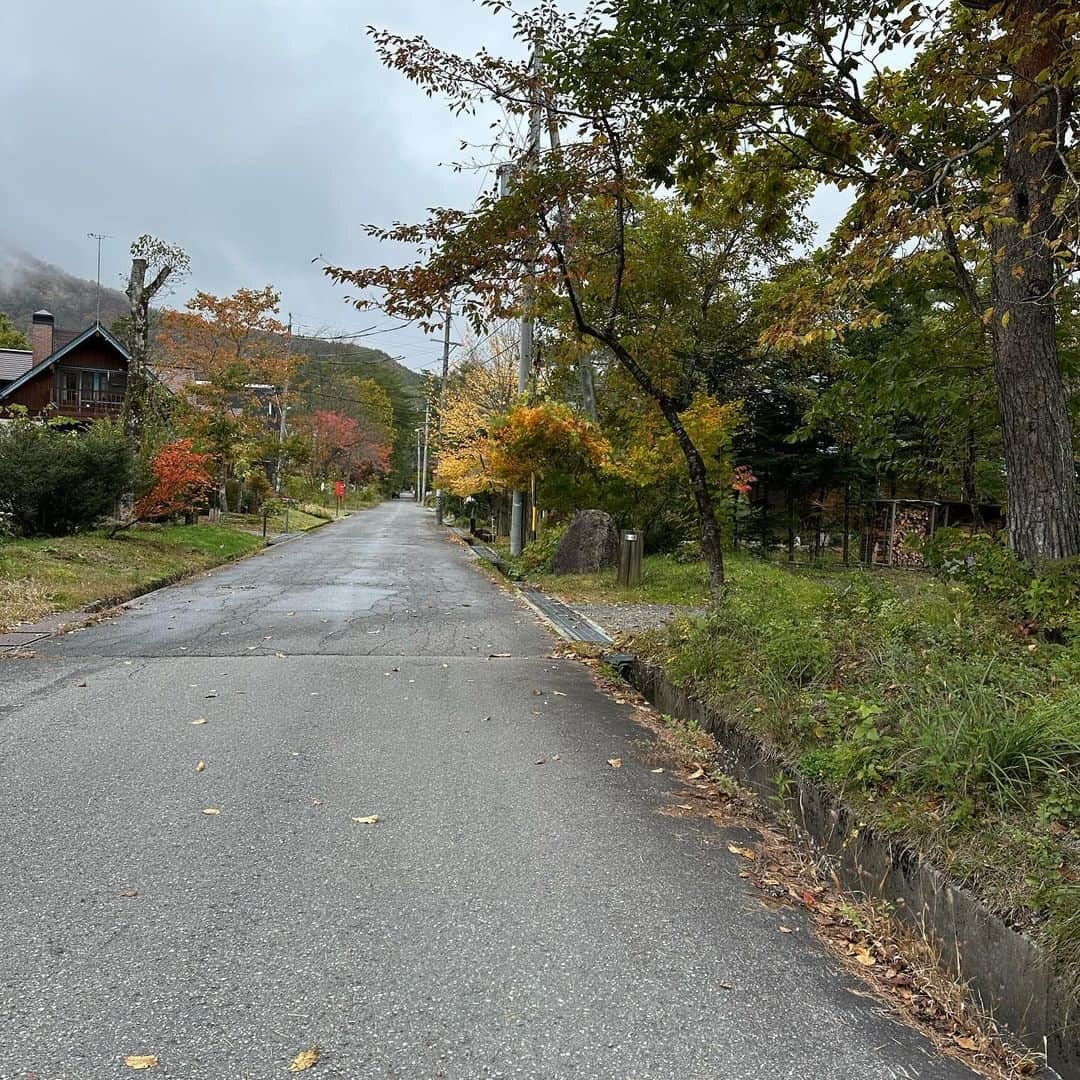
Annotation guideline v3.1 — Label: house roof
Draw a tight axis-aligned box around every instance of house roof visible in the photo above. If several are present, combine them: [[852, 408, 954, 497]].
[[0, 348, 33, 383], [0, 323, 132, 401]]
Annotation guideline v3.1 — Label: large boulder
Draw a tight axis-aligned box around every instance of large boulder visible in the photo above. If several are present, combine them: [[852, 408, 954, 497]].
[[552, 510, 620, 574]]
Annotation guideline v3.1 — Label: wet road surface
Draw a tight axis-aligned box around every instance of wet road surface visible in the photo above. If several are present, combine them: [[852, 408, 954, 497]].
[[0, 501, 976, 1079]]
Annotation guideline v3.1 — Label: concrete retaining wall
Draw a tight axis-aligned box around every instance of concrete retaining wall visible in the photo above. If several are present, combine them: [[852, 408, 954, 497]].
[[627, 659, 1078, 1078]]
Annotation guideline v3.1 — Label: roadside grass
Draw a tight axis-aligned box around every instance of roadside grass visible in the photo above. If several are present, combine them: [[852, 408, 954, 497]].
[[498, 535, 712, 606], [627, 554, 1080, 986], [220, 506, 329, 534], [0, 524, 264, 632]]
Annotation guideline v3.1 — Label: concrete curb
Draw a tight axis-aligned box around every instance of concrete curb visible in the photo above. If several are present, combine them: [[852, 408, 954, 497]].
[[626, 658, 1077, 1079]]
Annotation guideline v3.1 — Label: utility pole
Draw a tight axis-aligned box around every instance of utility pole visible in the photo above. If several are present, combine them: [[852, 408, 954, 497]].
[[434, 303, 452, 525], [416, 426, 423, 502], [510, 45, 543, 558], [420, 398, 431, 505], [87, 232, 110, 326], [274, 313, 292, 493]]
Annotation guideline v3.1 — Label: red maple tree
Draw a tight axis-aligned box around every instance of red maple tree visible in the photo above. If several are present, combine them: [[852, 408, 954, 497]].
[[112, 439, 215, 534]]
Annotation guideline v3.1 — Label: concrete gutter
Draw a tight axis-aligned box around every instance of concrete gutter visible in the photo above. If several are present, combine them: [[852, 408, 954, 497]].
[[446, 520, 1077, 1076], [624, 658, 1077, 1079]]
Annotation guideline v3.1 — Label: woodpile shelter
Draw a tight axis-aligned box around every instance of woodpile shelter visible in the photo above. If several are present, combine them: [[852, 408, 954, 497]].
[[861, 498, 1004, 568], [0, 310, 131, 420]]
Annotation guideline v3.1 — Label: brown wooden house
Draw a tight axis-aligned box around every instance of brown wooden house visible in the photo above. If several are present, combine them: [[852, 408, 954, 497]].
[[0, 310, 131, 420]]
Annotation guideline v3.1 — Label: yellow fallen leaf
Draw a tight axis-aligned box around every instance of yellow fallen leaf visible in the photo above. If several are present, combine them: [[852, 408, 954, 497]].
[[201, 807, 220, 816], [607, 757, 622, 769], [688, 766, 705, 780], [191, 718, 208, 725], [124, 1055, 158, 1070], [727, 844, 756, 860], [195, 760, 206, 773], [352, 814, 380, 825], [954, 1035, 978, 1051], [852, 946, 876, 966], [778, 925, 793, 934], [289, 1046, 321, 1072], [119, 889, 139, 898]]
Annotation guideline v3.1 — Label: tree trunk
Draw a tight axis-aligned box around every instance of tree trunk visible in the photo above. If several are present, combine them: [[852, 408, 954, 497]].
[[987, 0, 1080, 562], [656, 396, 725, 594]]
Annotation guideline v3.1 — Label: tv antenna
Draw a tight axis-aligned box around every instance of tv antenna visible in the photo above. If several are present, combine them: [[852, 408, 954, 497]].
[[87, 232, 111, 325]]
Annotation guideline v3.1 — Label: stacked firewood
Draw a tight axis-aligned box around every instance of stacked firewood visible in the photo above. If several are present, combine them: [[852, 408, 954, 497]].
[[890, 506, 931, 567]]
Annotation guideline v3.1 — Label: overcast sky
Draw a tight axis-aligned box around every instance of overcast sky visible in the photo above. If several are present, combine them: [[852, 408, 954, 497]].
[[0, 1, 843, 373]]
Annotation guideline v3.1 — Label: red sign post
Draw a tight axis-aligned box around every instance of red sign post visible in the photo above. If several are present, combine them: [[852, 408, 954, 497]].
[[334, 481, 346, 517]]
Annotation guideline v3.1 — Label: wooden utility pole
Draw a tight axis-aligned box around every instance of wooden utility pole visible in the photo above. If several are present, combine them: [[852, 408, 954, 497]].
[[420, 398, 431, 504]]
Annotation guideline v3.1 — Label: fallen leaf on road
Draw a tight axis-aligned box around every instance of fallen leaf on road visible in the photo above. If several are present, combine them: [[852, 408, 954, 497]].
[[205, 692, 217, 699], [201, 808, 220, 816], [119, 889, 138, 898], [778, 925, 794, 934], [191, 718, 208, 725], [727, 844, 756, 860], [275, 652, 287, 658], [651, 768, 664, 774], [352, 815, 380, 825], [551, 690, 566, 696], [195, 761, 206, 773], [688, 766, 705, 780], [124, 1055, 158, 1070], [607, 757, 622, 769], [289, 1046, 321, 1072], [718, 980, 733, 990], [535, 759, 546, 765], [488, 653, 512, 658]]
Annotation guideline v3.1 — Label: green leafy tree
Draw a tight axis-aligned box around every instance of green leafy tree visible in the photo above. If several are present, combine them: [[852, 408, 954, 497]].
[[0, 311, 29, 350], [588, 0, 1080, 562]]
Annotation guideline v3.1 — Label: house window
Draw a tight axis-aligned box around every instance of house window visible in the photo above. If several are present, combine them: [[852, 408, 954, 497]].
[[56, 367, 127, 408]]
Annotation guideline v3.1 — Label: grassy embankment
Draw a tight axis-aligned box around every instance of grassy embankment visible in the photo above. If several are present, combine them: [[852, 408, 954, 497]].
[[504, 536, 1080, 985], [0, 525, 265, 632]]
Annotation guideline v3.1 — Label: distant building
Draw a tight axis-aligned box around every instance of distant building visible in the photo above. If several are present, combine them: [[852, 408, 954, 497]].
[[0, 310, 131, 420]]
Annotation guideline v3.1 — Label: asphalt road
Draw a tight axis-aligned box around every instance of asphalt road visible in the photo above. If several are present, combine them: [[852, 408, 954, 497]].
[[0, 501, 977, 1080]]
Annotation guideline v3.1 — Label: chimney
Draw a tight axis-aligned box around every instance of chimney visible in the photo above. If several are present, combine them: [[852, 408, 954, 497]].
[[31, 310, 55, 365]]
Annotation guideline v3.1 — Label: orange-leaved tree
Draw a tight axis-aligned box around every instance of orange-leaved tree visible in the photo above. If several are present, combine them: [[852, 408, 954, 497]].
[[158, 287, 298, 502], [111, 439, 214, 534]]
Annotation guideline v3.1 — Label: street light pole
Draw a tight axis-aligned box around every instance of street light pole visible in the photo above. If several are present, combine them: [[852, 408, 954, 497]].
[[420, 398, 431, 505]]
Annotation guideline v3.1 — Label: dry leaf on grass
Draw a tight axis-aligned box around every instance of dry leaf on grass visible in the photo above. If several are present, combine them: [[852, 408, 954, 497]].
[[289, 1045, 321, 1072], [123, 1055, 158, 1070], [727, 844, 756, 860], [851, 945, 876, 967], [607, 757, 622, 769], [352, 814, 380, 825], [201, 807, 220, 816]]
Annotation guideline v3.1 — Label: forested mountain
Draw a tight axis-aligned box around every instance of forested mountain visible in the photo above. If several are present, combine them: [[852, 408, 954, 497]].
[[0, 243, 421, 391]]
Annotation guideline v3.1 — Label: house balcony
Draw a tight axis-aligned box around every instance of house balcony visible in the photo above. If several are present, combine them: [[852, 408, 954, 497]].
[[54, 389, 125, 419]]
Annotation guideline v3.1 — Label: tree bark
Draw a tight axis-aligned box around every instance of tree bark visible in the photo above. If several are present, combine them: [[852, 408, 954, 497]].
[[987, 0, 1080, 562]]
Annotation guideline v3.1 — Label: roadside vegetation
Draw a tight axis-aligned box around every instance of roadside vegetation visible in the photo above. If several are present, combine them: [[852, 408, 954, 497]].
[[0, 525, 263, 632]]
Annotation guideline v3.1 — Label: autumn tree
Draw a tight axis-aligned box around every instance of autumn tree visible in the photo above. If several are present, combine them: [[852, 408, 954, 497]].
[[325, 8, 808, 594], [123, 235, 190, 436], [435, 330, 520, 498], [111, 438, 214, 534], [158, 286, 298, 505], [595, 0, 1080, 562]]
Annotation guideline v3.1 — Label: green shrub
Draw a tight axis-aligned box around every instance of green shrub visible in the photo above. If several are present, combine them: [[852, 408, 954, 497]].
[[0, 418, 133, 536]]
